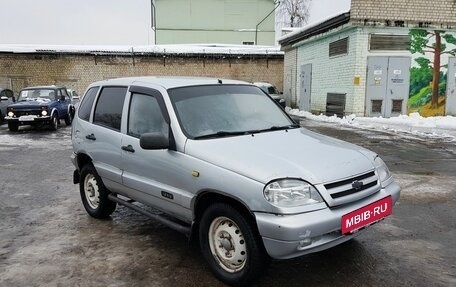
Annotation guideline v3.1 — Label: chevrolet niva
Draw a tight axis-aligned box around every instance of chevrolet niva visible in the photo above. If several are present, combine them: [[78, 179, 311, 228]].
[[71, 77, 400, 286], [5, 85, 75, 132]]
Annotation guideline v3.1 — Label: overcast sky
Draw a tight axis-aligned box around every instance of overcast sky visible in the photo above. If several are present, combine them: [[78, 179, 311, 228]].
[[0, 0, 351, 46]]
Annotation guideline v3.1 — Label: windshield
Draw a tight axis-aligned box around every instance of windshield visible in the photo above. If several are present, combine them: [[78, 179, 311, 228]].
[[168, 85, 295, 139], [18, 89, 56, 103]]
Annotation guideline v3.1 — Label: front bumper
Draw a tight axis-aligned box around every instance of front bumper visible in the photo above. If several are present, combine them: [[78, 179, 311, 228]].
[[5, 115, 51, 124], [255, 180, 401, 259]]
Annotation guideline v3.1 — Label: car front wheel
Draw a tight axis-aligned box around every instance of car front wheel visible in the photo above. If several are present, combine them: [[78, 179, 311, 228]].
[[49, 113, 59, 131], [199, 203, 267, 286], [79, 164, 116, 218], [8, 121, 19, 132]]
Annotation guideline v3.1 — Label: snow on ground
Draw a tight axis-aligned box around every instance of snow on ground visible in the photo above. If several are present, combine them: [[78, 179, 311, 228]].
[[287, 108, 456, 141]]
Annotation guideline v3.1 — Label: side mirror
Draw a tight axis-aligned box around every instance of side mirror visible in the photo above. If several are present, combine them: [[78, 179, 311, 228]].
[[60, 95, 66, 101], [140, 132, 169, 150]]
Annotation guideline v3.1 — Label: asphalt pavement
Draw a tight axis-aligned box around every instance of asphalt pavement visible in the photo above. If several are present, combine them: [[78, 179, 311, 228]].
[[0, 121, 455, 287]]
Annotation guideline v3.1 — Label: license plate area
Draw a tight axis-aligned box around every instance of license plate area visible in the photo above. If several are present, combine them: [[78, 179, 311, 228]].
[[341, 196, 392, 234], [19, 115, 36, 121]]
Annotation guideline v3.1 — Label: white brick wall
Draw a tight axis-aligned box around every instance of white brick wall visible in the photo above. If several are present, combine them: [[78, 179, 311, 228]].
[[352, 27, 411, 115], [296, 26, 358, 114], [283, 48, 297, 107], [295, 25, 412, 116]]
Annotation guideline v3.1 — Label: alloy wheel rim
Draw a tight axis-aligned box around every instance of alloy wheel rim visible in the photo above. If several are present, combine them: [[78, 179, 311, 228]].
[[208, 216, 247, 273]]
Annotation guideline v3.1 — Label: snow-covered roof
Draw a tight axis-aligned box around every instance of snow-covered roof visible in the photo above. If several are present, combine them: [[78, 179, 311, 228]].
[[279, 10, 351, 46], [0, 44, 283, 56]]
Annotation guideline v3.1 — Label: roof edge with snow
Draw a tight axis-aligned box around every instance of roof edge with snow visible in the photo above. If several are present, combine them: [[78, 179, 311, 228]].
[[279, 11, 351, 47], [0, 44, 283, 58]]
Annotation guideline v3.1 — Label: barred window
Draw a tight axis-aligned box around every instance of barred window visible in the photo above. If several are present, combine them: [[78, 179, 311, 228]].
[[372, 100, 383, 113], [329, 37, 349, 57], [369, 34, 410, 51]]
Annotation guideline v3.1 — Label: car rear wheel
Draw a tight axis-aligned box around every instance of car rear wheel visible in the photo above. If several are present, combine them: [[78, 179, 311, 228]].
[[8, 121, 18, 132], [199, 203, 267, 286], [79, 164, 116, 219], [49, 113, 59, 131]]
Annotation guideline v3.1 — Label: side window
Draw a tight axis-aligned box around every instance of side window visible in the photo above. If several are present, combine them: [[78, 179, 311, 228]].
[[78, 87, 99, 122], [128, 93, 168, 138], [61, 89, 70, 100], [93, 87, 127, 131], [56, 89, 61, 99]]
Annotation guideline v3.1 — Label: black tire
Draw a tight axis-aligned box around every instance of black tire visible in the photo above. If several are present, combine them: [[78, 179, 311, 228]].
[[0, 112, 3, 125], [79, 164, 116, 219], [8, 121, 19, 132], [64, 107, 74, 126], [199, 203, 267, 286], [49, 113, 59, 131]]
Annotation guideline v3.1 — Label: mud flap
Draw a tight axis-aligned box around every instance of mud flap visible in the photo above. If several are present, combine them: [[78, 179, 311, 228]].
[[73, 169, 80, 184]]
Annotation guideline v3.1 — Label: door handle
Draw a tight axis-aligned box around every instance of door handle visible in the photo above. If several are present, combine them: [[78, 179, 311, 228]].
[[85, 133, 96, 141], [121, 145, 135, 153]]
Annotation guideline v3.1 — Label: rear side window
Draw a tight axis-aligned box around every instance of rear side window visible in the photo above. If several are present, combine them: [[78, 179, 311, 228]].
[[93, 87, 127, 131], [78, 87, 99, 121]]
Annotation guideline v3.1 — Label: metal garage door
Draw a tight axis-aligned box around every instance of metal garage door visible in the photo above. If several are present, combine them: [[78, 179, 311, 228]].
[[366, 56, 411, 117], [446, 57, 456, 116]]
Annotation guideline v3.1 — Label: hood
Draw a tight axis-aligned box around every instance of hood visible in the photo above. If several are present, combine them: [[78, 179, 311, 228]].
[[184, 128, 376, 184], [8, 99, 51, 109]]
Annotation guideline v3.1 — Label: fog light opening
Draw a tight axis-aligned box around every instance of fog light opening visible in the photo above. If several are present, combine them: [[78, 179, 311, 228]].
[[297, 238, 312, 250]]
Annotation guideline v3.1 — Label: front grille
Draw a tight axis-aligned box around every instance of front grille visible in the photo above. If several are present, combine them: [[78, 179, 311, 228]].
[[325, 171, 378, 199], [14, 110, 41, 117]]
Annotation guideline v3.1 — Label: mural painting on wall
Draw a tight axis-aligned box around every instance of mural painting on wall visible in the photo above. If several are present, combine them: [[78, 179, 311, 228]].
[[408, 29, 456, 116]]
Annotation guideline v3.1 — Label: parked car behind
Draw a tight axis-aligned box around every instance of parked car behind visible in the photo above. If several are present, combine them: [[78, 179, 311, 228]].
[[71, 77, 400, 286], [5, 85, 75, 132], [0, 88, 15, 125], [253, 82, 286, 108], [67, 88, 80, 105]]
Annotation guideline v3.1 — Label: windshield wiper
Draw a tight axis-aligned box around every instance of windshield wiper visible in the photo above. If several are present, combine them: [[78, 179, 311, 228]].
[[256, 124, 300, 133], [193, 130, 252, 140], [193, 124, 300, 139]]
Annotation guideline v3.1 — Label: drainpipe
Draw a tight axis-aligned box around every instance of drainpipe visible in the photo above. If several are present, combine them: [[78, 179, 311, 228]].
[[255, 1, 280, 45]]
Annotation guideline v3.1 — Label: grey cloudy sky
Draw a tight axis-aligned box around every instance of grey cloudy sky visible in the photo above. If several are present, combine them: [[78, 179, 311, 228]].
[[0, 0, 350, 46]]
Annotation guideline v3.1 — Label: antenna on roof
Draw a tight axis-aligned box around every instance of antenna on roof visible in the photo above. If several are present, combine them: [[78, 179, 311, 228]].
[[218, 79, 222, 84]]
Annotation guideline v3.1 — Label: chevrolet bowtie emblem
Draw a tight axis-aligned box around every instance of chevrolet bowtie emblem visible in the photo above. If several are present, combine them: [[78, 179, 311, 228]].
[[352, 181, 364, 191]]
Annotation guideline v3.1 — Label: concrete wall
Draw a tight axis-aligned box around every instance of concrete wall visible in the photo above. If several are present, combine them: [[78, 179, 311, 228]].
[[0, 54, 283, 96]]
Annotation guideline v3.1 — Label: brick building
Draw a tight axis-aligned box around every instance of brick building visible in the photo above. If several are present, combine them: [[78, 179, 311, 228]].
[[0, 45, 283, 97], [280, 0, 456, 117]]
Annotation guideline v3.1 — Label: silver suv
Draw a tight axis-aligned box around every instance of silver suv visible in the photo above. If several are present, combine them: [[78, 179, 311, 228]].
[[71, 77, 400, 286]]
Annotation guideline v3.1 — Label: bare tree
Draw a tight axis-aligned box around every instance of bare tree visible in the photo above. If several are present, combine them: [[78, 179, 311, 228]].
[[277, 0, 311, 28]]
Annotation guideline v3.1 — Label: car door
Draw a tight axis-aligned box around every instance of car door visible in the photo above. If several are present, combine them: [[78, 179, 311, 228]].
[[120, 86, 190, 220], [85, 86, 128, 189], [58, 88, 71, 118]]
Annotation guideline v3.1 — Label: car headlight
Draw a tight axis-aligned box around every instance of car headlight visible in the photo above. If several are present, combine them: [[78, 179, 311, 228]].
[[8, 111, 14, 117], [41, 110, 48, 116], [374, 156, 391, 182], [264, 179, 323, 207]]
